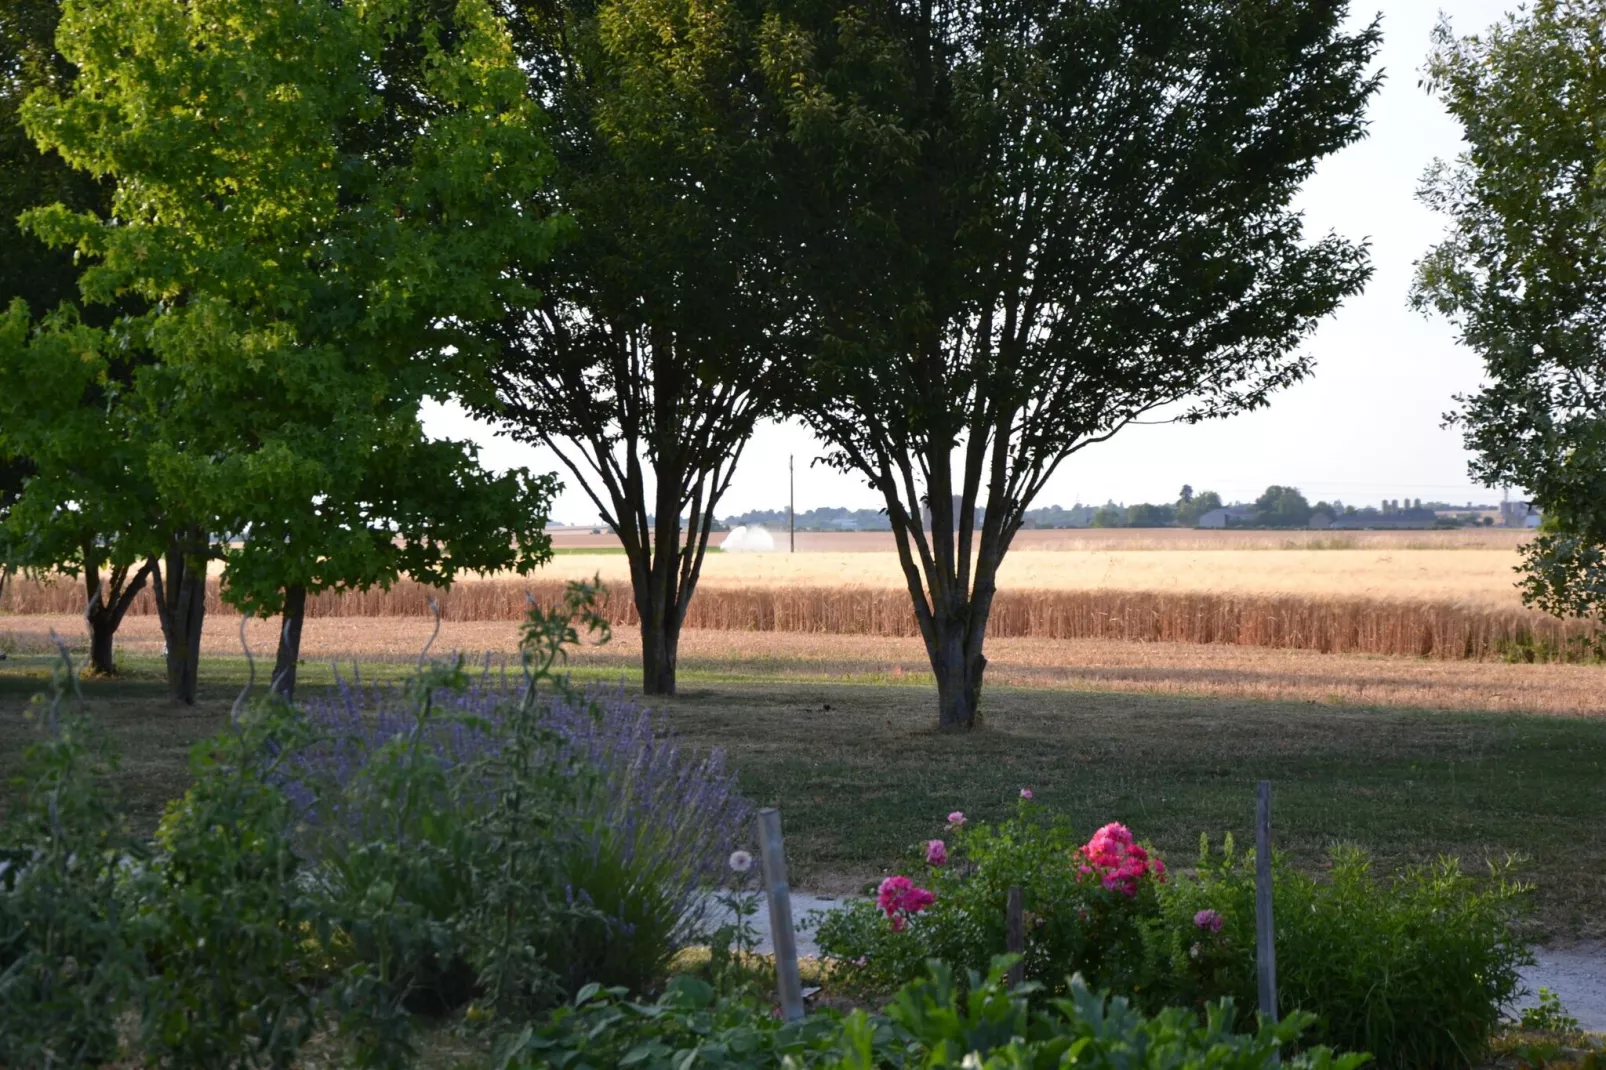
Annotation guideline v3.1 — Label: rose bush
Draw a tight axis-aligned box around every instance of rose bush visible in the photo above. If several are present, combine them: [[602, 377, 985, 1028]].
[[815, 799, 1531, 1070], [816, 796, 1167, 1000]]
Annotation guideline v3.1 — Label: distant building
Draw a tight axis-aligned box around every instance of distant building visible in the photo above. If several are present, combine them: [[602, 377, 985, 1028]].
[[1309, 511, 1334, 530], [1328, 508, 1439, 530], [1499, 500, 1541, 528], [1195, 506, 1257, 529]]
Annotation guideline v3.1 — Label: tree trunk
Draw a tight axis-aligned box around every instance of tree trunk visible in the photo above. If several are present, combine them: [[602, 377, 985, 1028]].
[[931, 623, 987, 731], [83, 556, 156, 676], [88, 621, 116, 676], [639, 610, 681, 696], [152, 532, 208, 705], [272, 585, 307, 701]]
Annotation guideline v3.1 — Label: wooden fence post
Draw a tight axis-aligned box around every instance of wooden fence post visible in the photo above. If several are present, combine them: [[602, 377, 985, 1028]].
[[1255, 780, 1280, 1029], [757, 808, 805, 1021], [1005, 886, 1025, 987]]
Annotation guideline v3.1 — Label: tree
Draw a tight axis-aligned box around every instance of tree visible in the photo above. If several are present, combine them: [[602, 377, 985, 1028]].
[[0, 0, 157, 674], [24, 0, 562, 700], [0, 303, 166, 675], [1254, 485, 1312, 528], [1176, 490, 1222, 527], [482, 0, 798, 695], [1414, 2, 1606, 635], [1125, 503, 1175, 528], [769, 0, 1379, 728]]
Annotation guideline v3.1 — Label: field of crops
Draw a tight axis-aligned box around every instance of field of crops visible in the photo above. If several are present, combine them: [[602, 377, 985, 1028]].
[[1, 529, 1568, 662]]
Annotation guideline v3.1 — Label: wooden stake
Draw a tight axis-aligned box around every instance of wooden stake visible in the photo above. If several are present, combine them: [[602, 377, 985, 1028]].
[[1255, 780, 1280, 1028], [1005, 885, 1025, 987], [758, 808, 805, 1021]]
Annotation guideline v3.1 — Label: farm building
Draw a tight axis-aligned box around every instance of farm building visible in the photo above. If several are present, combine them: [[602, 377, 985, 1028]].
[[1328, 508, 1439, 530], [1194, 506, 1257, 528]]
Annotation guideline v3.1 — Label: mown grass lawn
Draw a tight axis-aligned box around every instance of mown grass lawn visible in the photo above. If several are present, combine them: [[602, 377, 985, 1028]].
[[2, 653, 1602, 938]]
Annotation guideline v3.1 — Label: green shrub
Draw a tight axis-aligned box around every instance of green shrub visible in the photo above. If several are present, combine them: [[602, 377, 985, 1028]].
[[131, 698, 325, 1069], [503, 958, 1371, 1070], [820, 805, 1530, 1070], [1156, 836, 1530, 1069], [0, 653, 142, 1068]]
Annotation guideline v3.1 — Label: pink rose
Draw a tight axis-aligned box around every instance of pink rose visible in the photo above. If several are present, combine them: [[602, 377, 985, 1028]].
[[877, 876, 913, 916], [877, 874, 935, 928], [946, 810, 966, 829], [926, 839, 948, 866], [1194, 909, 1224, 933], [1020, 787, 1034, 800]]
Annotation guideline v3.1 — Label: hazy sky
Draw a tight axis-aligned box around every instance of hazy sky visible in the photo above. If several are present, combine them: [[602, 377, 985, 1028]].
[[423, 0, 1519, 525]]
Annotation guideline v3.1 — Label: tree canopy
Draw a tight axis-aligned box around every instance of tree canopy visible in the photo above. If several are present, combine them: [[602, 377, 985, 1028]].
[[1414, 1, 1606, 634], [768, 0, 1380, 728], [19, 0, 563, 698], [481, 0, 799, 694]]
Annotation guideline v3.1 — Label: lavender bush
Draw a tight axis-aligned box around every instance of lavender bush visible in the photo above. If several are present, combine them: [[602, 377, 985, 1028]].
[[286, 661, 754, 997]]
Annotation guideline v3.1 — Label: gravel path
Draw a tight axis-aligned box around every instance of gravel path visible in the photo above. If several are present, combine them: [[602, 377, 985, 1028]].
[[707, 894, 1606, 1032], [1518, 945, 1606, 1032]]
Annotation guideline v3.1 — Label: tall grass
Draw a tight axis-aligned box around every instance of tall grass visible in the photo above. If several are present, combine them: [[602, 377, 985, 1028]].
[[2, 576, 1594, 661]]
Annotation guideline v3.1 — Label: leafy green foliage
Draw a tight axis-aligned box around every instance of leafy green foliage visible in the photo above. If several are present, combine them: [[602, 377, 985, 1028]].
[[820, 812, 1529, 1070], [484, 0, 800, 695], [1414, 2, 1606, 632], [0, 0, 109, 317], [764, 0, 1380, 728], [1519, 989, 1580, 1035], [0, 647, 142, 1068], [14, 0, 564, 698], [503, 974, 869, 1069], [1254, 486, 1314, 528], [507, 959, 1372, 1070], [132, 701, 324, 1069], [1157, 837, 1530, 1069]]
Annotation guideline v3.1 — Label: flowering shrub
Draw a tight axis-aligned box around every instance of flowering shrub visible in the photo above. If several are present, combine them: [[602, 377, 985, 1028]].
[[286, 670, 753, 999], [817, 797, 1167, 999], [820, 802, 1531, 1070]]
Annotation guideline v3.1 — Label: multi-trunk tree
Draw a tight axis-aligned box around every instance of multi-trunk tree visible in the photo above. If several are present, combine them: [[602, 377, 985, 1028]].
[[1414, 2, 1606, 640], [766, 0, 1380, 729], [22, 0, 565, 701], [481, 0, 799, 696]]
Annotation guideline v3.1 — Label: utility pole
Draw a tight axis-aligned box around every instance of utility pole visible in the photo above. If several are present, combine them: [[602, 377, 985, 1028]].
[[789, 454, 795, 553]]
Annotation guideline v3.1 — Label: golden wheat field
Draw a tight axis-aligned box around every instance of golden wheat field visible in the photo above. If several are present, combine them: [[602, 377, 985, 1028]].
[[0, 529, 1570, 665], [533, 548, 1525, 605]]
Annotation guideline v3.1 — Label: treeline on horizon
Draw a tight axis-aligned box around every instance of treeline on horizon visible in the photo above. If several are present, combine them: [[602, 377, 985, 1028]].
[[717, 486, 1502, 532]]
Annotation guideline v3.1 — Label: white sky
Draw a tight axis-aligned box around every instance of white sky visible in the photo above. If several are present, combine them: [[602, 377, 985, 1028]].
[[424, 0, 1517, 525]]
